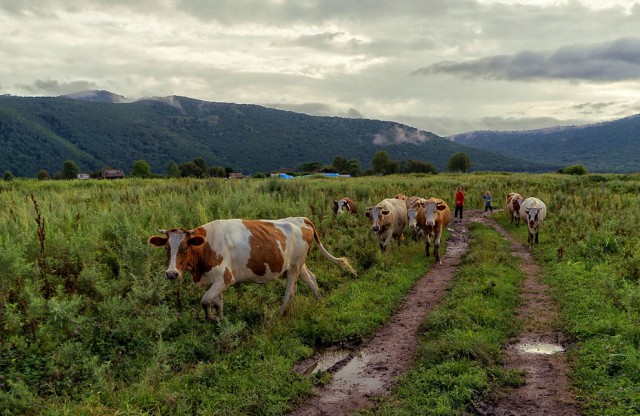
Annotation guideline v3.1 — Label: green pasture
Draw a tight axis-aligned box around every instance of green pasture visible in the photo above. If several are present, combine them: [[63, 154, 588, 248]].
[[1, 173, 640, 414]]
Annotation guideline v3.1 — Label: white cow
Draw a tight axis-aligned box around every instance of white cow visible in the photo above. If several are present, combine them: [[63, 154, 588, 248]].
[[365, 198, 408, 251], [519, 197, 547, 248]]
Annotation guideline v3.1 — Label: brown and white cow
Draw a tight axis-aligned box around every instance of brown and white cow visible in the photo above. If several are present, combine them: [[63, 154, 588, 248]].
[[519, 197, 547, 248], [394, 193, 424, 241], [408, 197, 451, 263], [333, 197, 358, 215], [148, 217, 355, 321], [365, 198, 408, 251], [506, 192, 524, 226]]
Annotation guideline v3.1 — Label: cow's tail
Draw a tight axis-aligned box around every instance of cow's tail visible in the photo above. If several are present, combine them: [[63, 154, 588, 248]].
[[304, 219, 356, 275]]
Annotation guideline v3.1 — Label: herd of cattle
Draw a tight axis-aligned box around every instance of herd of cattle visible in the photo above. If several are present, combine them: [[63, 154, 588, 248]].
[[149, 192, 547, 321]]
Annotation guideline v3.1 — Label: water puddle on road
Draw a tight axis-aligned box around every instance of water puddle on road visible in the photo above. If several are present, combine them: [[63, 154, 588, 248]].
[[300, 349, 353, 375], [516, 342, 564, 355], [298, 349, 385, 394], [333, 351, 384, 392]]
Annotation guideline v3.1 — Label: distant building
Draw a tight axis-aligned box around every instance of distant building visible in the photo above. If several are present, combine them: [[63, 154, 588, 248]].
[[101, 169, 125, 180], [228, 172, 244, 179], [76, 173, 90, 180]]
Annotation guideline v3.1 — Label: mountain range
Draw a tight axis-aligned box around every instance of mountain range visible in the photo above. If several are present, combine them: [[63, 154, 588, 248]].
[[449, 115, 640, 173], [0, 90, 636, 177]]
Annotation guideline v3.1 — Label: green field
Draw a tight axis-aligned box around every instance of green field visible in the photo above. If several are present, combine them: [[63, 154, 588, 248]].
[[1, 173, 640, 415]]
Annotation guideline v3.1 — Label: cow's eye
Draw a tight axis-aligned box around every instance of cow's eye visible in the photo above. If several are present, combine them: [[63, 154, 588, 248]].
[[181, 246, 189, 253]]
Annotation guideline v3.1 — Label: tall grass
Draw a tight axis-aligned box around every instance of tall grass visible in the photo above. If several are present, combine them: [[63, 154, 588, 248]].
[[2, 173, 640, 414]]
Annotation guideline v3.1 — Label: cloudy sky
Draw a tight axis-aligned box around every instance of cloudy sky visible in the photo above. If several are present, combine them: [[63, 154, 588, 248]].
[[1, 0, 639, 136]]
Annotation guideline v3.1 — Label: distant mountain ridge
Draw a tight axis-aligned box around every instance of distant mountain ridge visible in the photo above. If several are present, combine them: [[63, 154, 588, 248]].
[[0, 91, 563, 177], [449, 114, 640, 173]]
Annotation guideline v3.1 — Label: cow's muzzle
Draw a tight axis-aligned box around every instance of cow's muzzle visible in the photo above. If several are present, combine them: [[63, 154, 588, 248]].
[[166, 270, 180, 280], [529, 220, 535, 227], [372, 225, 380, 232]]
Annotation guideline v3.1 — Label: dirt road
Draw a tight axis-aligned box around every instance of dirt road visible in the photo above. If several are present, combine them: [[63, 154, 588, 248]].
[[290, 210, 578, 416]]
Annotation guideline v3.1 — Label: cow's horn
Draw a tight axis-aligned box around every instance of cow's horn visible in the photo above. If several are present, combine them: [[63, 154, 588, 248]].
[[186, 230, 195, 235], [158, 229, 168, 234]]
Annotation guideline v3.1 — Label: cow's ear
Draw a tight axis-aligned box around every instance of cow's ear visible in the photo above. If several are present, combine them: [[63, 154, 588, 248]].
[[364, 208, 371, 218], [187, 235, 206, 247], [381, 209, 390, 215], [436, 204, 447, 211], [148, 235, 168, 247]]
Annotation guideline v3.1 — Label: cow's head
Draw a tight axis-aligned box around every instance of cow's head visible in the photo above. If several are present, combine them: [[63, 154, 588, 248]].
[[365, 205, 390, 232], [148, 228, 206, 280], [407, 200, 423, 229], [524, 208, 541, 227], [334, 199, 348, 215], [424, 200, 446, 228]]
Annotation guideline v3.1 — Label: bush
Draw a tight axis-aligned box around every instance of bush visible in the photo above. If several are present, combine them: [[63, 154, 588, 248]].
[[561, 164, 588, 175]]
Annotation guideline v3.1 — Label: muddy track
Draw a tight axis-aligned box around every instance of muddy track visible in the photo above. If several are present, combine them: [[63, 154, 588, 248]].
[[473, 217, 580, 416], [290, 210, 481, 416], [290, 210, 578, 416]]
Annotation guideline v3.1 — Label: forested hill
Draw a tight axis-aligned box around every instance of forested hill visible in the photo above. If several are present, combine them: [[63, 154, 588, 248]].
[[449, 114, 640, 173], [0, 93, 555, 177]]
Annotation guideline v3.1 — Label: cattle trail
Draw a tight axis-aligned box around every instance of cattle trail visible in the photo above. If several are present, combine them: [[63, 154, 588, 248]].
[[290, 210, 579, 416], [290, 209, 477, 416], [473, 217, 580, 415]]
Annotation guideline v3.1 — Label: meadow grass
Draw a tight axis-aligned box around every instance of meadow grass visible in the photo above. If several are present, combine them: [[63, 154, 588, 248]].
[[2, 173, 640, 414]]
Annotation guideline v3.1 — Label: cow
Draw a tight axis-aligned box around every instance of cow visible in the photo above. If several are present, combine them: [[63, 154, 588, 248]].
[[148, 217, 355, 321], [333, 197, 358, 215], [519, 197, 547, 248], [408, 197, 451, 264], [506, 192, 524, 226], [365, 198, 408, 251], [394, 193, 424, 241]]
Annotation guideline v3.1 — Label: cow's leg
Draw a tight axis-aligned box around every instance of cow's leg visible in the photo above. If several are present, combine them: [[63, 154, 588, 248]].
[[424, 233, 432, 257], [280, 269, 299, 315], [535, 226, 539, 244], [433, 230, 442, 263], [299, 264, 321, 300], [201, 281, 226, 321]]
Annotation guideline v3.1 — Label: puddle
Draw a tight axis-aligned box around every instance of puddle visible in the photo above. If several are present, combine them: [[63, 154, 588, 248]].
[[516, 342, 564, 355], [297, 349, 385, 394], [300, 349, 353, 375], [333, 351, 384, 392]]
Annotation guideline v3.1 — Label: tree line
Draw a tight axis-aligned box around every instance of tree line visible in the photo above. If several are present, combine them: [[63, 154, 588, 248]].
[[2, 151, 474, 181]]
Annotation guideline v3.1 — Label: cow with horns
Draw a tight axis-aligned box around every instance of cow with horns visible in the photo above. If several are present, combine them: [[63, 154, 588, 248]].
[[519, 197, 547, 248], [333, 197, 358, 215], [148, 217, 355, 321], [408, 197, 451, 264]]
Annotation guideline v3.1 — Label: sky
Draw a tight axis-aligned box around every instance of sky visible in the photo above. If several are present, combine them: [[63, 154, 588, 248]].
[[1, 0, 640, 137]]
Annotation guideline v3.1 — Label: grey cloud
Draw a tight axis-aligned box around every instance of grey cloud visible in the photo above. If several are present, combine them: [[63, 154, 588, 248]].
[[20, 79, 97, 95], [415, 37, 640, 82], [571, 102, 618, 114]]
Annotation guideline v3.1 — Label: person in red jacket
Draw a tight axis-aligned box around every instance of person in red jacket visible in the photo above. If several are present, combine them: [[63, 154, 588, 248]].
[[454, 186, 465, 223]]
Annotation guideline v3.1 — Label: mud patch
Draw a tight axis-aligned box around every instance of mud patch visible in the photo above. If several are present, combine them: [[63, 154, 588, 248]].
[[290, 210, 480, 416], [296, 348, 354, 375]]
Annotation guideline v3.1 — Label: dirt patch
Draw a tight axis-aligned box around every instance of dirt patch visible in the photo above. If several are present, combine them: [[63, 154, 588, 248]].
[[472, 216, 580, 415], [290, 210, 481, 416]]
